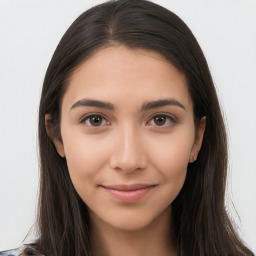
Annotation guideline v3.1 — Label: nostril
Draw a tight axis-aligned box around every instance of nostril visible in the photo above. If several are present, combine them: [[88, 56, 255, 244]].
[[109, 129, 148, 172], [109, 153, 147, 173]]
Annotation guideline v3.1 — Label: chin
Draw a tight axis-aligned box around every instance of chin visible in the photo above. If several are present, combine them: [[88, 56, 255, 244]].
[[90, 204, 172, 232], [109, 216, 155, 231]]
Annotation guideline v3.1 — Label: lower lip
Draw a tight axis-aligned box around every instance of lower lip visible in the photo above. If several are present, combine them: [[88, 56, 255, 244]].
[[101, 186, 155, 202]]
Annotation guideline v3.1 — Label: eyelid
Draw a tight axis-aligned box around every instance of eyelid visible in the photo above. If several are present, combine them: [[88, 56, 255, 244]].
[[146, 112, 178, 126], [79, 112, 178, 128], [79, 112, 110, 127]]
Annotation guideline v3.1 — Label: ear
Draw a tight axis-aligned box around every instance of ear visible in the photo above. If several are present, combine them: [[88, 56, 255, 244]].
[[189, 116, 206, 163], [45, 114, 65, 158]]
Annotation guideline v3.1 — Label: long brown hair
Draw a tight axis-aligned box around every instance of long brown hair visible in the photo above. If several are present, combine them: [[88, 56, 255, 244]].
[[25, 0, 253, 255]]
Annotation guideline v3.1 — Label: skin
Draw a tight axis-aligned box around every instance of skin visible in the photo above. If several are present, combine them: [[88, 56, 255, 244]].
[[46, 46, 205, 256]]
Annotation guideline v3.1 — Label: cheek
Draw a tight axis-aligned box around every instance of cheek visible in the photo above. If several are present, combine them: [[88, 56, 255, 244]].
[[148, 127, 194, 170], [146, 128, 194, 193], [61, 129, 110, 191]]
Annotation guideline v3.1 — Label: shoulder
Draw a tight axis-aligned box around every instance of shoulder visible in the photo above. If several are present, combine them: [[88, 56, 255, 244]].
[[0, 248, 22, 256]]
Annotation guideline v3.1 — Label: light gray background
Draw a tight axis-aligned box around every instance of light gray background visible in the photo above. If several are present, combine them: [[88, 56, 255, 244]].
[[0, 0, 255, 252]]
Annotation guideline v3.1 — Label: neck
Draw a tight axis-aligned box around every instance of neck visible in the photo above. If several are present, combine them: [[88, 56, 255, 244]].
[[90, 207, 178, 256]]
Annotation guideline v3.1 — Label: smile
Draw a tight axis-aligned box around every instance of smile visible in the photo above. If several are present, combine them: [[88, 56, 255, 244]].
[[100, 184, 157, 202]]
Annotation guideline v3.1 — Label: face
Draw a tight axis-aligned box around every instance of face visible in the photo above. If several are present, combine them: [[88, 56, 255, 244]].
[[47, 46, 205, 231]]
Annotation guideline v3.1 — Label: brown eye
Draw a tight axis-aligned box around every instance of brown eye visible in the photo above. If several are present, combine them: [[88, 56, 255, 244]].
[[148, 114, 177, 127], [154, 115, 167, 126], [89, 115, 103, 126], [81, 114, 109, 127]]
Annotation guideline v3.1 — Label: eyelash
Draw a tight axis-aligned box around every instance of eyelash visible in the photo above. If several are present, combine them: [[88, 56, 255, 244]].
[[147, 113, 177, 127], [79, 112, 177, 128], [80, 113, 110, 128]]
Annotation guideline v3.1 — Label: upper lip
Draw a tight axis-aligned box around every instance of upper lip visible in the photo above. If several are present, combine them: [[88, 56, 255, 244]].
[[101, 184, 156, 191]]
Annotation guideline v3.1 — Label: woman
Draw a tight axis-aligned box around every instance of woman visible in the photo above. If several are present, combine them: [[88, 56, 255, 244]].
[[0, 0, 254, 255]]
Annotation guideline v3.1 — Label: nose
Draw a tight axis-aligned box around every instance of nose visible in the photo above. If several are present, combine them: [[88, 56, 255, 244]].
[[109, 125, 148, 173]]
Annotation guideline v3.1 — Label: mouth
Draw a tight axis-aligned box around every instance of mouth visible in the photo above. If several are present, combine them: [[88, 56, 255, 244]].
[[100, 184, 157, 202]]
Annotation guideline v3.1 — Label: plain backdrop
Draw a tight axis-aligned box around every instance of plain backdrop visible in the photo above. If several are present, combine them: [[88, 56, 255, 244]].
[[0, 0, 255, 253]]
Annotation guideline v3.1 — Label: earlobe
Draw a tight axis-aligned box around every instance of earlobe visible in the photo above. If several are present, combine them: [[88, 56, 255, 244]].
[[45, 114, 65, 158], [189, 116, 206, 163]]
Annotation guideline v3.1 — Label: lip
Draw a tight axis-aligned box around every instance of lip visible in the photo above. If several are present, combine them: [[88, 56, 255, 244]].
[[100, 184, 157, 202]]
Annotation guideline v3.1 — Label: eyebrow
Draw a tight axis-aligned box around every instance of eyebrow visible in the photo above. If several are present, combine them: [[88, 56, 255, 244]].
[[71, 99, 115, 110], [141, 98, 186, 111], [70, 98, 186, 111]]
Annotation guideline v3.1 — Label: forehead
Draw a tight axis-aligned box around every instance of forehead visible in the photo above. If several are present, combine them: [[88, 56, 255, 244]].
[[62, 46, 192, 112]]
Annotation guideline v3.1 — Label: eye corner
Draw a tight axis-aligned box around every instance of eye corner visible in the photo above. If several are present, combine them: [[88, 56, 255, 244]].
[[146, 113, 178, 128], [79, 113, 110, 128]]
